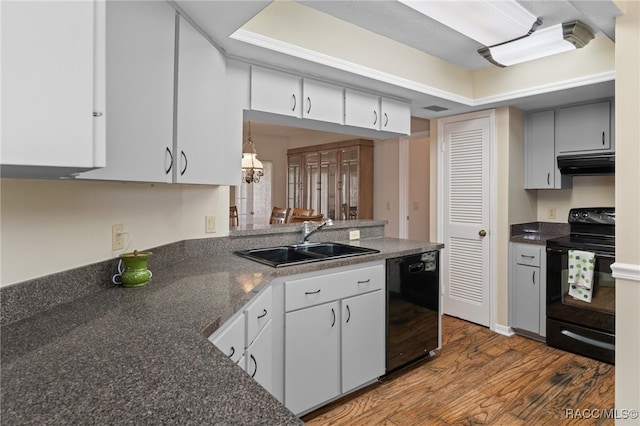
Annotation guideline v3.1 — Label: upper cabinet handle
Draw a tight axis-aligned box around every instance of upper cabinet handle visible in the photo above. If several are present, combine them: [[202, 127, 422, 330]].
[[291, 94, 297, 112], [165, 147, 173, 174], [373, 110, 378, 125], [384, 112, 389, 127], [92, 111, 103, 117], [602, 131, 605, 145], [547, 172, 551, 186], [306, 97, 311, 114], [331, 308, 336, 327], [180, 151, 188, 176]]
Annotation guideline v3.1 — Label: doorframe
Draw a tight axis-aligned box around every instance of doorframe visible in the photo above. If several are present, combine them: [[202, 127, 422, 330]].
[[436, 109, 498, 331], [399, 131, 430, 240]]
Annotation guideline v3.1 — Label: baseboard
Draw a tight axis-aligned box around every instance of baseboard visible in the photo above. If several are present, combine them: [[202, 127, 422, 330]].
[[494, 323, 515, 337]]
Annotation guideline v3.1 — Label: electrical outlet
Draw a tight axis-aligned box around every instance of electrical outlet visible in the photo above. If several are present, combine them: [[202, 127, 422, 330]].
[[548, 207, 557, 219], [112, 224, 124, 250], [386, 201, 391, 211], [205, 216, 216, 233], [349, 230, 360, 240]]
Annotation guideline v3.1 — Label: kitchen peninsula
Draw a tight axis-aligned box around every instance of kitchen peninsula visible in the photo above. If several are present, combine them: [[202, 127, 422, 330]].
[[0, 220, 443, 424]]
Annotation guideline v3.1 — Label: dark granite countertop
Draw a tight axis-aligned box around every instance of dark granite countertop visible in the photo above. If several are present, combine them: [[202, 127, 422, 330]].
[[510, 221, 570, 246], [1, 236, 442, 425]]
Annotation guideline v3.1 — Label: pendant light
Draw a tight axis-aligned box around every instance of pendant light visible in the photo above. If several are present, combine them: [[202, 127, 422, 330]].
[[241, 121, 264, 184]]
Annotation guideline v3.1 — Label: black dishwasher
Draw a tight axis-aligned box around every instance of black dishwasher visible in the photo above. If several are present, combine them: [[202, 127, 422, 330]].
[[386, 251, 440, 373]]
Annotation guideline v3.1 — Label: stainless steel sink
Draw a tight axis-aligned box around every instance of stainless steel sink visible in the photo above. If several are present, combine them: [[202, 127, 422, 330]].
[[234, 242, 379, 268]]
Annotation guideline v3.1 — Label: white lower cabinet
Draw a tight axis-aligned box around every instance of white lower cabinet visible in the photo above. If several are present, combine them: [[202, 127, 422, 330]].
[[284, 263, 385, 415], [509, 243, 546, 338], [245, 321, 273, 392], [285, 301, 340, 415], [209, 312, 244, 364]]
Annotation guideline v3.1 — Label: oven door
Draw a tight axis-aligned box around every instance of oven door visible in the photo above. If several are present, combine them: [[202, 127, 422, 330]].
[[546, 246, 615, 333]]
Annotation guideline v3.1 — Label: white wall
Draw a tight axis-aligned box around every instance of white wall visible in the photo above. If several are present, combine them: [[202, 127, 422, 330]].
[[373, 138, 400, 237], [535, 176, 615, 221], [0, 179, 228, 286]]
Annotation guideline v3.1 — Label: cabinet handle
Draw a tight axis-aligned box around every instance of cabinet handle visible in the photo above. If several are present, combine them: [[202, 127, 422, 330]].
[[250, 354, 257, 378], [521, 254, 535, 259], [92, 111, 103, 117], [357, 279, 371, 284], [331, 308, 336, 327], [180, 151, 188, 176], [602, 131, 605, 145], [165, 147, 173, 174], [346, 305, 351, 323], [547, 172, 550, 186], [384, 112, 389, 127], [373, 110, 378, 125], [291, 94, 297, 112], [257, 309, 267, 319], [532, 270, 536, 284], [228, 346, 235, 358], [306, 96, 311, 114], [305, 289, 321, 295]]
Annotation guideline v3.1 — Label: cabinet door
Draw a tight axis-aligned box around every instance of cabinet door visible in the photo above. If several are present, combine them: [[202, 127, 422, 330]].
[[513, 264, 540, 334], [251, 66, 301, 117], [341, 290, 385, 393], [245, 286, 272, 346], [556, 101, 612, 154], [380, 97, 411, 135], [79, 0, 175, 183], [302, 79, 344, 124], [525, 110, 556, 189], [175, 15, 229, 184], [209, 313, 245, 365], [285, 301, 340, 415], [1, 0, 101, 177], [246, 321, 273, 394], [345, 89, 380, 130]]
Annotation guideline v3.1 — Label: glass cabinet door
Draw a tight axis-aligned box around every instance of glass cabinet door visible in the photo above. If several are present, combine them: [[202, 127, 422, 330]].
[[287, 154, 302, 209], [320, 150, 337, 219], [304, 152, 319, 213], [339, 147, 359, 220]]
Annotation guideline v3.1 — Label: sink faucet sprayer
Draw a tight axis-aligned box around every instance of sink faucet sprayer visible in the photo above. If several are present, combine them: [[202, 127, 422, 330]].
[[301, 218, 333, 243]]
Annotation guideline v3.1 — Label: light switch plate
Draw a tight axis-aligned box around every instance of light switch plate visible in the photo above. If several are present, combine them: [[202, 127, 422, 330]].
[[349, 230, 360, 240], [205, 216, 216, 233], [112, 224, 124, 251]]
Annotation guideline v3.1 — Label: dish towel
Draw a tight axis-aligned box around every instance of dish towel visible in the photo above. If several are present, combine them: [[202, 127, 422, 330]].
[[568, 249, 595, 303]]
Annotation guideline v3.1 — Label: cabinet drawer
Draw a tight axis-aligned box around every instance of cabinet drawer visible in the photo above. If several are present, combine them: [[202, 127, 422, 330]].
[[285, 264, 384, 312], [245, 286, 273, 346], [515, 245, 541, 267], [209, 313, 245, 364]]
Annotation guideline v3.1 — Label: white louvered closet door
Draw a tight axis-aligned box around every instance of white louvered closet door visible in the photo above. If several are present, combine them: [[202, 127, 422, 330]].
[[442, 113, 491, 326]]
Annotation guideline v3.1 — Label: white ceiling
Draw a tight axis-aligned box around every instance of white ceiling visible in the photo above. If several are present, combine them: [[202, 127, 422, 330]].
[[174, 0, 620, 135]]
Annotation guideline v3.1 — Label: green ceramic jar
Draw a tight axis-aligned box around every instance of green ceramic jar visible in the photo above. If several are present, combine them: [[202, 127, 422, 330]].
[[119, 250, 153, 287]]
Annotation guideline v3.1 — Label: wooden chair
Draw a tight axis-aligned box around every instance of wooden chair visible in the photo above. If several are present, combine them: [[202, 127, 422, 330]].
[[269, 207, 290, 224], [289, 214, 323, 223], [287, 208, 313, 223], [229, 205, 239, 227]]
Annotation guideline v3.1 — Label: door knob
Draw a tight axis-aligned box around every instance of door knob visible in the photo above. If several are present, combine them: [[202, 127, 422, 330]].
[[479, 230, 487, 237]]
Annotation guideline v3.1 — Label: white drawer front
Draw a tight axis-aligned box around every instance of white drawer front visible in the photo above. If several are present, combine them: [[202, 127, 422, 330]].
[[515, 244, 541, 267], [209, 313, 245, 364], [245, 286, 273, 346], [285, 264, 384, 312]]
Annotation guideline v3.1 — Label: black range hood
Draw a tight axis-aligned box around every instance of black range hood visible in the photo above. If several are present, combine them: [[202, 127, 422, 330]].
[[557, 152, 615, 176]]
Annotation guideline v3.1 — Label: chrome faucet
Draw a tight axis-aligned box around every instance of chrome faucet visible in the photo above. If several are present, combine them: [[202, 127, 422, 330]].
[[301, 218, 333, 243]]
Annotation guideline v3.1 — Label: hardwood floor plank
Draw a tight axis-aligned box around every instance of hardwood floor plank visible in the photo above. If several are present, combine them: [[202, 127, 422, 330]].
[[303, 316, 614, 426]]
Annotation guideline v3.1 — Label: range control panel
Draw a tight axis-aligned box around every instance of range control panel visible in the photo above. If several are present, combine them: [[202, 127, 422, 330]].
[[568, 208, 615, 225]]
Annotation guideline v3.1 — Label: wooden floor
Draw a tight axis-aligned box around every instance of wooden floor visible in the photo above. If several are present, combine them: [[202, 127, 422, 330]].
[[303, 315, 615, 426]]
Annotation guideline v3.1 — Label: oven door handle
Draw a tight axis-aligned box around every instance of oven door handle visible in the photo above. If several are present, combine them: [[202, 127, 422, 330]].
[[546, 247, 616, 260], [561, 329, 615, 351]]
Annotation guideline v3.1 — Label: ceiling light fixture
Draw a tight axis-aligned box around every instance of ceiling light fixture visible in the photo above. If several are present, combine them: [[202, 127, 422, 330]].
[[241, 121, 264, 184], [398, 0, 541, 47], [478, 20, 595, 67]]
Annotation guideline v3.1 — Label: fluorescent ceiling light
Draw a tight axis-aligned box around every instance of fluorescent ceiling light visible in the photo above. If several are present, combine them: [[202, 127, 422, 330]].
[[398, 0, 541, 46], [478, 21, 595, 67]]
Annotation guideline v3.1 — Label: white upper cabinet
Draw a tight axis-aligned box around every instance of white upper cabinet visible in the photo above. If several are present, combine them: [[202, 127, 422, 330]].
[[175, 15, 230, 184], [380, 97, 411, 135], [250, 66, 302, 117], [1, 0, 105, 178], [80, 0, 175, 183], [525, 110, 570, 189], [301, 78, 344, 124], [344, 89, 380, 131], [556, 100, 613, 154]]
